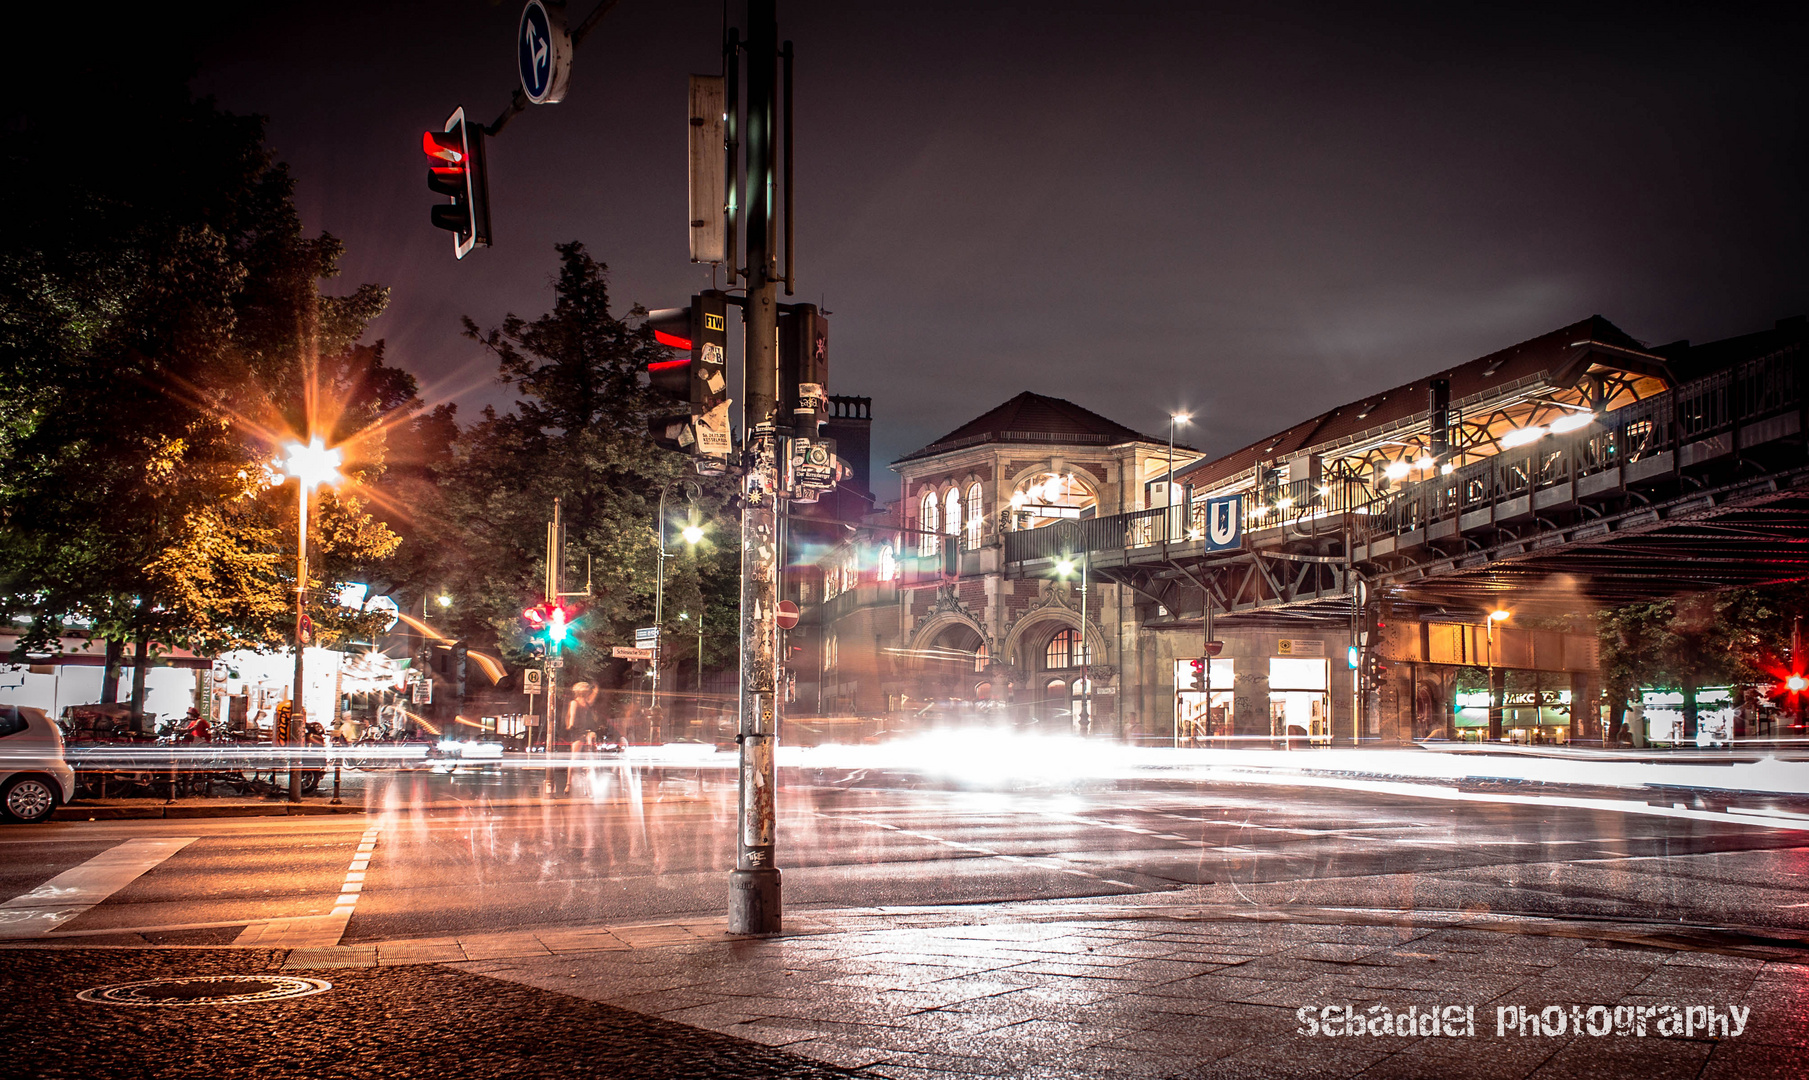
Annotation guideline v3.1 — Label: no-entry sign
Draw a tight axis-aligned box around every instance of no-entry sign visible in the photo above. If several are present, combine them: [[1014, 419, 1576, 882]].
[[775, 600, 800, 630]]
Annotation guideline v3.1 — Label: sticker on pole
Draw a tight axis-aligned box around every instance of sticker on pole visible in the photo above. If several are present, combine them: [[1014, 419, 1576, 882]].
[[518, 0, 571, 104]]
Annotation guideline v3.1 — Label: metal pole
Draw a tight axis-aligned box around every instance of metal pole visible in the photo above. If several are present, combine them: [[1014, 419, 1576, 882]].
[[730, 0, 782, 936], [656, 485, 667, 713], [289, 480, 308, 802], [1080, 548, 1091, 737], [543, 498, 561, 794]]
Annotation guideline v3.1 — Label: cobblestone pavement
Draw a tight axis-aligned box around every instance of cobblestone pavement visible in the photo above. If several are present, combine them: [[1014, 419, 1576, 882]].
[[9, 893, 1809, 1079], [0, 947, 863, 1080]]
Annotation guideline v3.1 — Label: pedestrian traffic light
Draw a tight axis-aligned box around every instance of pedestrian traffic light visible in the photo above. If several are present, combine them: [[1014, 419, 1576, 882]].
[[423, 107, 491, 259], [646, 291, 730, 457], [779, 303, 829, 434], [1348, 645, 1360, 670]]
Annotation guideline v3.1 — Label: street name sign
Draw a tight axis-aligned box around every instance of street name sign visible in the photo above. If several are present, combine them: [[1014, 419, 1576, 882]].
[[612, 647, 654, 660]]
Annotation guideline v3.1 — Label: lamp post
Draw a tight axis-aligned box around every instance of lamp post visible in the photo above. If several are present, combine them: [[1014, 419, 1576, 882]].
[[655, 481, 703, 725], [1055, 519, 1092, 738], [280, 436, 342, 803], [1167, 412, 1191, 539]]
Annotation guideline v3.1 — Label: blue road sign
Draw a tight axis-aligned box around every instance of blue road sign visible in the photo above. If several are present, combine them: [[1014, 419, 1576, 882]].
[[1204, 494, 1242, 551], [518, 1, 570, 105]]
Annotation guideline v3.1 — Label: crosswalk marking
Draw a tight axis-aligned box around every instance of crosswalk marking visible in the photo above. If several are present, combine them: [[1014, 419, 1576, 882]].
[[0, 837, 197, 939], [236, 822, 382, 948]]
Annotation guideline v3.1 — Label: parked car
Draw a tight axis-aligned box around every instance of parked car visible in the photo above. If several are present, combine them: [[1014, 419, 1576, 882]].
[[1, 704, 77, 823]]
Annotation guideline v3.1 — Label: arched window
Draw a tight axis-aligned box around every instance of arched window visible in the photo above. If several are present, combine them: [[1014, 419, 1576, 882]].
[[918, 490, 939, 555], [878, 544, 896, 582], [1043, 628, 1091, 670], [966, 483, 983, 546], [944, 487, 962, 539], [824, 633, 838, 670], [973, 642, 990, 673]]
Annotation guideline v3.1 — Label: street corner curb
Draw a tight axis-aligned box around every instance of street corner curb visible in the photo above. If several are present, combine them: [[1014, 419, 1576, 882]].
[[52, 805, 162, 821], [164, 804, 293, 819], [52, 803, 367, 821]]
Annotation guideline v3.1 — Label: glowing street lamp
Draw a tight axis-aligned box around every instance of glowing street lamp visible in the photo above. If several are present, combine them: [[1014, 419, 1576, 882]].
[[437, 593, 453, 609], [279, 436, 343, 802], [1166, 412, 1191, 535]]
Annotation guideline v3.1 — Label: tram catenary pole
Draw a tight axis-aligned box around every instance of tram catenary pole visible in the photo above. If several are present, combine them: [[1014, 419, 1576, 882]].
[[729, 0, 783, 935]]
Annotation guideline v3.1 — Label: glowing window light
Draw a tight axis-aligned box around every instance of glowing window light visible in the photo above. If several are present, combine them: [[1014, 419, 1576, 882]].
[[1500, 425, 1548, 448], [1441, 462, 1456, 475], [1384, 461, 1412, 481], [1415, 456, 1436, 471], [1549, 411, 1597, 433]]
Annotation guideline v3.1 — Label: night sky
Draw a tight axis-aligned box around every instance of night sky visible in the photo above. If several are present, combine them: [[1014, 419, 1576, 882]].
[[152, 3, 1809, 497]]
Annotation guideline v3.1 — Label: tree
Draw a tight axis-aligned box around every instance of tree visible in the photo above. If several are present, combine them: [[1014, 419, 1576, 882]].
[[0, 68, 407, 716], [446, 243, 741, 701], [1597, 582, 1809, 737]]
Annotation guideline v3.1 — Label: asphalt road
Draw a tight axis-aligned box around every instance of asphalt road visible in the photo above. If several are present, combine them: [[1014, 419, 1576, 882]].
[[4, 764, 1808, 947]]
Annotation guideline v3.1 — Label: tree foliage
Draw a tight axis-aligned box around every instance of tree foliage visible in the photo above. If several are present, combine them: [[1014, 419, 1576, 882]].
[[439, 243, 741, 689], [0, 67, 409, 677], [1597, 582, 1809, 703]]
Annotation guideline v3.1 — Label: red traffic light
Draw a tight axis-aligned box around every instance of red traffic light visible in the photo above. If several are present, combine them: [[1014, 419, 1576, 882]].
[[422, 130, 464, 164]]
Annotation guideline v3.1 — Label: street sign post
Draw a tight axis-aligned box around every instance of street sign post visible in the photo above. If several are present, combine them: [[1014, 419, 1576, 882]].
[[517, 0, 572, 104], [635, 626, 660, 647], [523, 668, 543, 695]]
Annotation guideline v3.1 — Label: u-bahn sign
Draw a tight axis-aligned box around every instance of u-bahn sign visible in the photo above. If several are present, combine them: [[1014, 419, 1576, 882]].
[[1204, 495, 1242, 551]]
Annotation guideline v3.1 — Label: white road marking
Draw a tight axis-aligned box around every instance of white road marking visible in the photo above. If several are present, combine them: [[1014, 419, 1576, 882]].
[[0, 837, 197, 939], [235, 823, 382, 948]]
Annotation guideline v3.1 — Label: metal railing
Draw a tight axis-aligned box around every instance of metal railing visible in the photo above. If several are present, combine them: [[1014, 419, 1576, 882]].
[[1001, 347, 1802, 565], [1359, 349, 1802, 542]]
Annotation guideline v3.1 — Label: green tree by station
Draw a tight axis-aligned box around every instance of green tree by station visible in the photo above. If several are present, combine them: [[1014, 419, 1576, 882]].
[[445, 242, 740, 691]]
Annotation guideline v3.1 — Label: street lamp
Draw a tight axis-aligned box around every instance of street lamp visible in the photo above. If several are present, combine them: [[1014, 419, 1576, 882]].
[[1054, 522, 1093, 738], [1167, 412, 1191, 539], [280, 436, 342, 803], [655, 480, 703, 718]]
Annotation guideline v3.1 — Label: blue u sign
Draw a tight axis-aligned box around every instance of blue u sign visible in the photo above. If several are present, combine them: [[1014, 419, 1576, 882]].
[[518, 1, 570, 105], [1204, 495, 1242, 551]]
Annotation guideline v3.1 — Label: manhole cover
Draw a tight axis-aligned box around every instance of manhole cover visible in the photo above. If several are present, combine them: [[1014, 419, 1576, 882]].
[[77, 975, 332, 1006]]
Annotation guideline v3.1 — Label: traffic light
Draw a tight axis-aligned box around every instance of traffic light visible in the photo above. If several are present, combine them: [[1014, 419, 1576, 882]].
[[1348, 645, 1360, 670], [646, 292, 731, 457], [779, 304, 829, 433], [519, 601, 581, 648], [423, 107, 491, 259]]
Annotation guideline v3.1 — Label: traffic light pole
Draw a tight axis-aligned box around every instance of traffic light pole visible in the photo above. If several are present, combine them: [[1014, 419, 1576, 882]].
[[543, 497, 562, 794], [730, 0, 783, 936]]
